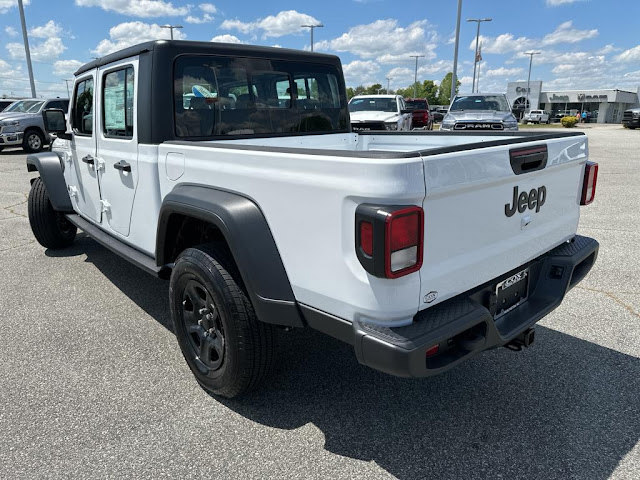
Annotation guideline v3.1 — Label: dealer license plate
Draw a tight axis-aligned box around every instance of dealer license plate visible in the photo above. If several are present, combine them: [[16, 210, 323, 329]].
[[494, 268, 529, 318]]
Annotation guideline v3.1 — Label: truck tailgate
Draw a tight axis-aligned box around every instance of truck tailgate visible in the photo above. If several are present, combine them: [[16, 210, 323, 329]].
[[419, 135, 588, 309]]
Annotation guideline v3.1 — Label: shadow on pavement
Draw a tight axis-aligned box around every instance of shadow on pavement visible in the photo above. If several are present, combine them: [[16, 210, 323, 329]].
[[48, 236, 640, 480], [45, 235, 173, 332]]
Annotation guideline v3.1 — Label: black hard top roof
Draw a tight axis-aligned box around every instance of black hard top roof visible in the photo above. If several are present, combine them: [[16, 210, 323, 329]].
[[75, 40, 342, 76]]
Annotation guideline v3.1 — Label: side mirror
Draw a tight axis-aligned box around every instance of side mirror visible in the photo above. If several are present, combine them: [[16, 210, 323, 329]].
[[42, 109, 72, 140]]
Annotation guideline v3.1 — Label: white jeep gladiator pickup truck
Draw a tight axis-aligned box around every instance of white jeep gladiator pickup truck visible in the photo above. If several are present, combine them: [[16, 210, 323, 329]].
[[27, 41, 599, 398]]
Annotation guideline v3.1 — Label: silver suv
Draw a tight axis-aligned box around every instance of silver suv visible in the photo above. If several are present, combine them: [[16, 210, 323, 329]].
[[440, 93, 518, 132], [0, 98, 69, 152]]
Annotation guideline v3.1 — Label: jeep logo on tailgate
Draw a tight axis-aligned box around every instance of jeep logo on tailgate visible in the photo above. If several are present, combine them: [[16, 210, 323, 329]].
[[505, 185, 546, 217]]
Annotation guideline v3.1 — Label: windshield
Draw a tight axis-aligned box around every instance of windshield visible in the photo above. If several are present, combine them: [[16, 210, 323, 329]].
[[348, 97, 397, 113], [405, 100, 427, 110], [450, 95, 509, 112], [4, 100, 44, 113]]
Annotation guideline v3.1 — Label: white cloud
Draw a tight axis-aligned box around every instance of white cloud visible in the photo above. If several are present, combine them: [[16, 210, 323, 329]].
[[30, 20, 63, 39], [92, 21, 186, 56], [200, 3, 217, 13], [622, 70, 640, 83], [7, 37, 66, 61], [546, 0, 580, 5], [472, 21, 598, 57], [317, 19, 437, 63], [211, 34, 244, 44], [616, 45, 640, 63], [0, 0, 29, 14], [220, 19, 253, 35], [4, 26, 17, 37], [471, 34, 533, 55], [342, 60, 380, 86], [185, 13, 213, 24], [596, 44, 620, 55], [0, 59, 21, 79], [53, 59, 83, 76], [541, 21, 598, 46], [221, 10, 321, 39], [75, 0, 188, 18], [485, 67, 524, 77]]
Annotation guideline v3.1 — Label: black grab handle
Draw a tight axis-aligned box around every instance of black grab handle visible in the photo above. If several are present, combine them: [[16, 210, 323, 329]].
[[113, 160, 131, 172], [509, 145, 548, 175]]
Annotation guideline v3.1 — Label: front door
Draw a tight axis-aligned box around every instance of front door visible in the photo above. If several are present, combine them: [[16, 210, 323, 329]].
[[68, 74, 100, 222], [95, 60, 138, 237]]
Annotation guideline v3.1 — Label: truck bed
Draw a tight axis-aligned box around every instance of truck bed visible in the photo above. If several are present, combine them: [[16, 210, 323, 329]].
[[166, 130, 585, 156], [158, 130, 588, 326]]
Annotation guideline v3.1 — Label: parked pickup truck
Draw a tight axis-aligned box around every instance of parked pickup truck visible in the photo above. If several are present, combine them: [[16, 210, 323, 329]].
[[348, 94, 412, 131], [0, 98, 69, 152], [522, 109, 550, 125], [27, 41, 599, 398], [404, 97, 433, 130], [441, 93, 518, 131]]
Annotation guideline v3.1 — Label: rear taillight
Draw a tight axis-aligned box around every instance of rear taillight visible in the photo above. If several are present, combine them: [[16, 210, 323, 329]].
[[355, 204, 424, 279], [581, 161, 598, 205], [423, 111, 429, 121]]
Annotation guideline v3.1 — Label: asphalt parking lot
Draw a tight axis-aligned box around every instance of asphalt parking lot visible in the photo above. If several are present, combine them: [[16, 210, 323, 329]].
[[1, 125, 638, 479]]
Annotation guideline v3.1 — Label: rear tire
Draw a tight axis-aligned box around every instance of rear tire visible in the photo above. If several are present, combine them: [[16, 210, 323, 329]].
[[28, 177, 77, 249], [170, 244, 275, 398]]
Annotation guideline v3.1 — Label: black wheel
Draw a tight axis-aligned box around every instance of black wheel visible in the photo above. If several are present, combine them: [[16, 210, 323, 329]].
[[170, 244, 275, 398], [28, 177, 77, 249], [0, 146, 4, 152], [23, 129, 45, 153]]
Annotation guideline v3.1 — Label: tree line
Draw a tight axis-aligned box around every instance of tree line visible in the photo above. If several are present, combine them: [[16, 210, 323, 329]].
[[346, 72, 461, 106]]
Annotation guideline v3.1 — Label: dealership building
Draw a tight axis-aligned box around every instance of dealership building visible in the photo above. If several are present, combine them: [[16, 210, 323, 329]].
[[506, 81, 640, 123]]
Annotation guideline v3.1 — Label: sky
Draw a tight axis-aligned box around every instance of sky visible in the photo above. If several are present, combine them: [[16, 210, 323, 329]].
[[1, 0, 639, 99]]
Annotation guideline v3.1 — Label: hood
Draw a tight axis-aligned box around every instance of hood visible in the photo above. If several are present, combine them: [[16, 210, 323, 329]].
[[0, 112, 35, 122], [350, 110, 399, 123], [445, 110, 515, 122]]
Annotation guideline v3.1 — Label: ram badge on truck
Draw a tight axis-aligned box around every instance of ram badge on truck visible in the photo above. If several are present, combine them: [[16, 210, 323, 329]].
[[27, 41, 599, 398]]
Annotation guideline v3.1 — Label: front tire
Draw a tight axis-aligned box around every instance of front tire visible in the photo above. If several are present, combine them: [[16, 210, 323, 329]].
[[23, 129, 45, 153], [170, 245, 275, 398], [28, 177, 77, 249]]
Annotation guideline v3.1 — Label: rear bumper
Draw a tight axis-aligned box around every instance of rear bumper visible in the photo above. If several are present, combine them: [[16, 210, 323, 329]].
[[303, 235, 598, 378]]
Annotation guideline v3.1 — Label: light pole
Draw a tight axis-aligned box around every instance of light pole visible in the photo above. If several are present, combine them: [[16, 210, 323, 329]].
[[451, 0, 463, 103], [301, 24, 323, 52], [467, 17, 491, 93], [409, 55, 425, 98], [523, 51, 541, 112], [161, 24, 183, 40], [386, 76, 391, 94], [18, 0, 36, 98]]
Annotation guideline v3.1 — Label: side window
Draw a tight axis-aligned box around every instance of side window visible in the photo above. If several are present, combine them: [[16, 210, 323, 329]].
[[72, 77, 94, 136], [103, 67, 135, 138], [47, 100, 65, 110]]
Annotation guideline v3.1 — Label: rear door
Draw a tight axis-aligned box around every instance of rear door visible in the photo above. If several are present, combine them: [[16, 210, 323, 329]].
[[419, 136, 588, 308], [95, 59, 138, 236], [68, 73, 100, 222]]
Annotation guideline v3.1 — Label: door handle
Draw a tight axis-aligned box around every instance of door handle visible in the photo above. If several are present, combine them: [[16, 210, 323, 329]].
[[81, 155, 94, 165], [113, 160, 131, 172]]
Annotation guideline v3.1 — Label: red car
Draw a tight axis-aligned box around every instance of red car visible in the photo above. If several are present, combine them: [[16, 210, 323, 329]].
[[404, 98, 433, 130]]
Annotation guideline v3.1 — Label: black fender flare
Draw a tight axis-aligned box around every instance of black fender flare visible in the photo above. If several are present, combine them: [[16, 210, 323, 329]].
[[26, 152, 73, 212], [156, 184, 304, 328]]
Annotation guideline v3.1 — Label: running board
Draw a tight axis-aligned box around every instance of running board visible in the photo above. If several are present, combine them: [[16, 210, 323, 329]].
[[65, 214, 163, 277]]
